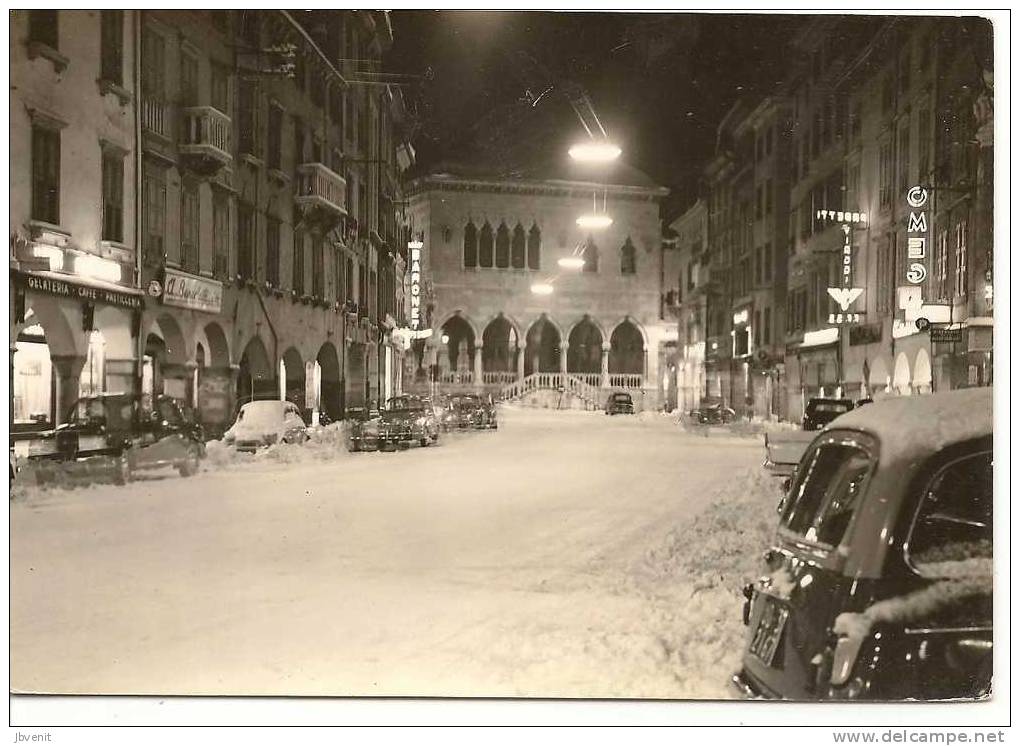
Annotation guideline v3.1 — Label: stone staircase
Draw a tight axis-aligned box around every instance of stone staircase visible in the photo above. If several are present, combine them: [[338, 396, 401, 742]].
[[499, 372, 603, 410]]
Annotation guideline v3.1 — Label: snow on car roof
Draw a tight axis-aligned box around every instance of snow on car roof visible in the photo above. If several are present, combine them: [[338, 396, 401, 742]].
[[824, 388, 992, 456]]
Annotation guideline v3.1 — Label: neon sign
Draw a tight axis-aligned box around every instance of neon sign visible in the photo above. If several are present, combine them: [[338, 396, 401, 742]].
[[408, 240, 423, 329], [905, 186, 928, 284]]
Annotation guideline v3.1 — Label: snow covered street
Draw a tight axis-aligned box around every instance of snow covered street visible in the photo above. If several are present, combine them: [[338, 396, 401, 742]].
[[10, 406, 780, 698]]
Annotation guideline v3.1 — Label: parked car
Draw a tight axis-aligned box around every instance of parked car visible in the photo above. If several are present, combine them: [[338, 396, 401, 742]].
[[441, 394, 498, 430], [605, 392, 635, 415], [223, 400, 310, 453], [347, 410, 381, 453], [14, 393, 205, 484], [689, 402, 736, 424], [733, 388, 992, 701], [802, 397, 853, 431], [377, 395, 440, 449]]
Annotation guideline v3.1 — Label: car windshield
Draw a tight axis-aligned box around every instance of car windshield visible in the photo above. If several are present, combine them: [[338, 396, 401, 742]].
[[75, 396, 135, 429], [810, 401, 851, 413], [387, 397, 423, 412], [452, 397, 480, 409], [908, 450, 992, 578], [781, 438, 874, 548], [237, 401, 284, 426], [613, 394, 632, 402]]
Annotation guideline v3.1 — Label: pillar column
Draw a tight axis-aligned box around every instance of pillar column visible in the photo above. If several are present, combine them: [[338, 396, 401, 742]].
[[162, 361, 198, 404], [50, 354, 86, 425], [559, 342, 569, 376], [600, 343, 611, 389], [473, 345, 483, 387], [516, 343, 526, 381]]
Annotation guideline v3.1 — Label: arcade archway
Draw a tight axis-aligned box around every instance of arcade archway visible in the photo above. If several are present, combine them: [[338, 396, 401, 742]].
[[525, 316, 560, 375], [609, 320, 644, 375], [482, 315, 517, 372], [567, 317, 603, 374]]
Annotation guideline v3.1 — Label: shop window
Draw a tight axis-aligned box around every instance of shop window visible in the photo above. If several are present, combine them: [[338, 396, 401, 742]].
[[13, 325, 52, 425], [100, 11, 123, 85], [79, 331, 107, 399]]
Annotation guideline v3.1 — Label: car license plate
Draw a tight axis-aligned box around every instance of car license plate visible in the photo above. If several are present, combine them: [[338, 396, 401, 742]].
[[749, 596, 789, 667]]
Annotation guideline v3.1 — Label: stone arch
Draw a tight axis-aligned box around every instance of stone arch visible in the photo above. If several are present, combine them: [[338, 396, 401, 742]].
[[438, 310, 481, 342], [482, 314, 518, 372], [202, 321, 231, 368], [18, 299, 83, 358], [567, 316, 604, 374], [609, 319, 644, 375], [441, 313, 477, 373], [146, 312, 190, 365], [282, 346, 305, 405], [524, 315, 561, 375], [317, 342, 342, 421], [868, 355, 891, 396], [893, 351, 911, 396], [237, 334, 275, 403], [914, 348, 932, 394]]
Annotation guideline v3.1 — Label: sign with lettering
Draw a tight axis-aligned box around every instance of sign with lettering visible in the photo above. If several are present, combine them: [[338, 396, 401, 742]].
[[162, 268, 223, 313], [905, 186, 929, 284], [13, 269, 144, 310], [408, 240, 423, 329], [929, 327, 963, 343]]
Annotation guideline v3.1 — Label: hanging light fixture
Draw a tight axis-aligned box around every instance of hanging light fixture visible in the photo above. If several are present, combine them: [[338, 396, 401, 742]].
[[576, 190, 612, 229], [530, 282, 554, 296], [568, 141, 622, 163], [557, 257, 585, 270]]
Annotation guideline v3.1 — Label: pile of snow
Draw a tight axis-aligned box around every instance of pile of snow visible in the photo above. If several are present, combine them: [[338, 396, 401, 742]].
[[202, 423, 350, 471], [638, 467, 784, 697]]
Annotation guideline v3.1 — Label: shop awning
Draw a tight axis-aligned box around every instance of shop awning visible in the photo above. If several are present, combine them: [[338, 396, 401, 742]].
[[13, 268, 145, 310]]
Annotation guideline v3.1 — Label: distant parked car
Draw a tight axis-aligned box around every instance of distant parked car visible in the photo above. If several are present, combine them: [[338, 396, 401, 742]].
[[347, 409, 381, 453], [377, 395, 440, 449], [441, 394, 498, 430], [223, 400, 310, 453], [802, 398, 853, 431], [689, 402, 736, 424], [733, 389, 993, 701], [15, 393, 205, 484], [605, 392, 635, 415]]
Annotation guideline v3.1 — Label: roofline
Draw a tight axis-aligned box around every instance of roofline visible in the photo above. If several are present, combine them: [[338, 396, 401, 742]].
[[279, 10, 348, 89], [406, 173, 669, 200]]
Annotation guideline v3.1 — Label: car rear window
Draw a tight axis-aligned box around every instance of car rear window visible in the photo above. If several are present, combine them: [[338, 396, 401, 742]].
[[781, 439, 873, 548], [811, 402, 851, 413], [907, 451, 992, 578]]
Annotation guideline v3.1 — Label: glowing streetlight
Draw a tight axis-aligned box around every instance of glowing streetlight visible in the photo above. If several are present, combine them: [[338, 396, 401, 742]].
[[576, 214, 613, 230], [441, 334, 450, 345], [568, 142, 622, 163], [530, 282, 554, 296], [557, 257, 585, 270]]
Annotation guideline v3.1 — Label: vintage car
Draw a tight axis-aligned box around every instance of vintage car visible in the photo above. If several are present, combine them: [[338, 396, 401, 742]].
[[604, 392, 636, 415], [689, 402, 737, 424], [14, 394, 205, 484], [802, 397, 854, 431], [441, 394, 498, 430], [733, 388, 993, 701], [347, 409, 381, 452], [222, 400, 311, 453], [377, 395, 441, 449]]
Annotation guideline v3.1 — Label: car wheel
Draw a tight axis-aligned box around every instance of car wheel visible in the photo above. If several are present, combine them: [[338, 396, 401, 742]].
[[113, 454, 133, 485], [178, 443, 200, 477]]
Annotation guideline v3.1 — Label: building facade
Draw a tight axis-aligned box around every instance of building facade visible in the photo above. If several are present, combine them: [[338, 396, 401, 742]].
[[10, 10, 413, 433], [667, 199, 707, 413], [10, 10, 142, 429], [405, 163, 672, 411], [672, 15, 993, 421]]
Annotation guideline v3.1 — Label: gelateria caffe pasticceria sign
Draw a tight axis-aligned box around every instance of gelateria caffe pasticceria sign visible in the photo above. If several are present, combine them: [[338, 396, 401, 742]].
[[13, 269, 144, 310]]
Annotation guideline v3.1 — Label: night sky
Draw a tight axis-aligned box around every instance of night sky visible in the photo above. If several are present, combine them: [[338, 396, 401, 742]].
[[387, 11, 806, 219]]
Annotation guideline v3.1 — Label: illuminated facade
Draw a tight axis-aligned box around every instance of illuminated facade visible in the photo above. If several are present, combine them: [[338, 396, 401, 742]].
[[405, 162, 673, 411]]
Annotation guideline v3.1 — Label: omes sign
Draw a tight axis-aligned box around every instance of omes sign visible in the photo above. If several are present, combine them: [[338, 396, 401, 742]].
[[408, 240, 423, 329]]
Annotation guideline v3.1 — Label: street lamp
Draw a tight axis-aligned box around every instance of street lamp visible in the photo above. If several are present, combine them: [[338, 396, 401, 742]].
[[575, 214, 613, 230], [530, 282, 554, 296], [557, 257, 585, 270], [568, 141, 622, 163], [441, 333, 450, 345]]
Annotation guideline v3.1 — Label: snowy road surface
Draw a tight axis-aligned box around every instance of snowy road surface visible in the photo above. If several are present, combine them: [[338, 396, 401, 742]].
[[10, 407, 776, 698]]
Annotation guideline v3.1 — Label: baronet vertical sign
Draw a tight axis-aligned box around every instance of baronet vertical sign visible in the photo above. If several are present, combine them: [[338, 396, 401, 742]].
[[905, 186, 929, 284], [408, 240, 423, 329]]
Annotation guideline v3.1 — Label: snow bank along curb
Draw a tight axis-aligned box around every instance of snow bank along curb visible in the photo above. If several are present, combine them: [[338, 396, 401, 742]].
[[204, 423, 351, 471]]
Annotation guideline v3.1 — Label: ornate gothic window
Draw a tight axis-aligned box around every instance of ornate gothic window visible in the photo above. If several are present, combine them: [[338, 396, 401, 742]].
[[511, 223, 526, 269], [582, 236, 599, 273], [527, 224, 541, 270], [479, 221, 494, 267], [463, 221, 477, 268], [620, 237, 636, 274], [495, 221, 510, 268]]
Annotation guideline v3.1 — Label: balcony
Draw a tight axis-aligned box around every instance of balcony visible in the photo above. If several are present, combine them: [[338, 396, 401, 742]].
[[179, 106, 232, 175], [294, 163, 347, 233], [141, 97, 171, 140]]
